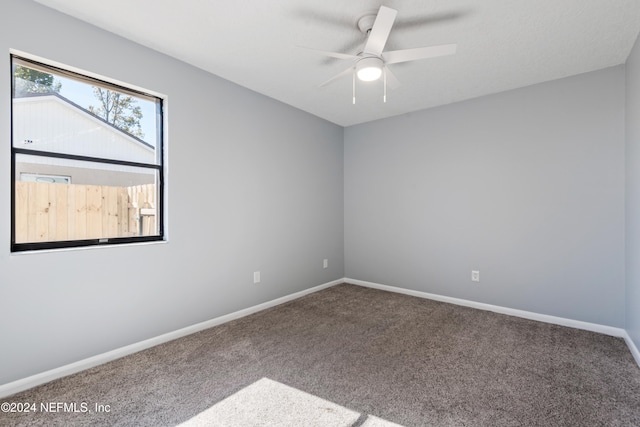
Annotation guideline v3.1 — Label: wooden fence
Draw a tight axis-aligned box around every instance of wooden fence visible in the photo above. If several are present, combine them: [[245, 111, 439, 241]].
[[14, 182, 157, 243]]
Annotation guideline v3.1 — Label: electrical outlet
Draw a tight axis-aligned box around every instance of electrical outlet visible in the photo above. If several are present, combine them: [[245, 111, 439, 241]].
[[253, 271, 261, 284], [471, 270, 480, 282], [323, 259, 328, 269]]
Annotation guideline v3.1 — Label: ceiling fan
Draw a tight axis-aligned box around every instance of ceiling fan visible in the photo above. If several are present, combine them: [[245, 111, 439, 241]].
[[301, 5, 457, 103]]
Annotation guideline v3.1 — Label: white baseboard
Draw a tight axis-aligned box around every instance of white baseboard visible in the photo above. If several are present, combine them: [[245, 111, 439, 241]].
[[346, 278, 640, 368], [0, 278, 344, 399], [623, 331, 640, 367], [345, 278, 628, 338]]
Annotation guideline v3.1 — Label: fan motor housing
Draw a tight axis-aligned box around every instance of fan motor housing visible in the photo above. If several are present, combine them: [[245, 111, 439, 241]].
[[357, 12, 377, 33]]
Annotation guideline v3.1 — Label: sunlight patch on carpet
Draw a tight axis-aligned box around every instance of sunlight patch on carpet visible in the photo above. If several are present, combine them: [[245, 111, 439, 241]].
[[361, 415, 406, 427], [178, 378, 404, 427]]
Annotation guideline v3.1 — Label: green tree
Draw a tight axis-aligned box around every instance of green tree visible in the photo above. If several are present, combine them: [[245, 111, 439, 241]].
[[89, 87, 144, 139], [13, 65, 61, 95]]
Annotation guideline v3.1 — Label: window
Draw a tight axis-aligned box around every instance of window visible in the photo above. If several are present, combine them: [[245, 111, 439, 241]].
[[11, 55, 164, 251]]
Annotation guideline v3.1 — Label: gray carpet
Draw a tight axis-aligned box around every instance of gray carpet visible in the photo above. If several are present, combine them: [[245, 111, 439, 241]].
[[1, 284, 639, 426]]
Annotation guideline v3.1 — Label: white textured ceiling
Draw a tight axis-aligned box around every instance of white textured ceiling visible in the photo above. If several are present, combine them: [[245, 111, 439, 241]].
[[33, 0, 640, 127]]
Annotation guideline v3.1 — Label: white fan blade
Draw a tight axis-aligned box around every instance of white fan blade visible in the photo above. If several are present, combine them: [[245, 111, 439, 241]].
[[318, 66, 353, 87], [363, 6, 397, 56], [384, 66, 400, 89], [297, 46, 358, 60], [384, 44, 457, 65]]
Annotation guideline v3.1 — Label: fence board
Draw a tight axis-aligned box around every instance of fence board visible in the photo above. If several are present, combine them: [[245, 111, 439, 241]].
[[118, 188, 129, 237], [14, 182, 29, 242], [48, 183, 57, 241], [67, 185, 76, 240], [107, 187, 123, 237], [86, 185, 102, 239], [74, 185, 87, 239], [55, 184, 68, 241], [35, 183, 50, 242]]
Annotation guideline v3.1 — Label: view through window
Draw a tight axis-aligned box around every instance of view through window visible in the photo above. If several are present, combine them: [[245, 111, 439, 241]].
[[11, 56, 164, 251]]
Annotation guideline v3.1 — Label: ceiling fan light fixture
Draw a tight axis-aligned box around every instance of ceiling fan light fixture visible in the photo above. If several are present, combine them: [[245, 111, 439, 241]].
[[356, 57, 383, 81]]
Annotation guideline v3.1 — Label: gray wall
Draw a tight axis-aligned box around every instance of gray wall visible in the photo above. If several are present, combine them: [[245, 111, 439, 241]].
[[626, 35, 640, 351], [0, 0, 344, 385], [344, 66, 626, 327]]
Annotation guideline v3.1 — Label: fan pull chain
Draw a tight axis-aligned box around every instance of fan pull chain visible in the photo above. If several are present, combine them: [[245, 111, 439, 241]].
[[352, 69, 356, 104], [383, 68, 387, 103]]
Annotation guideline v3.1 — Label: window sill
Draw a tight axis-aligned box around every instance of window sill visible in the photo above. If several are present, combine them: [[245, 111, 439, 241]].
[[9, 239, 167, 256]]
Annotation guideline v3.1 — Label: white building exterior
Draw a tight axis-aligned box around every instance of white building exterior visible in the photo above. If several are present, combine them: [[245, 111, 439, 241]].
[[13, 94, 156, 186]]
